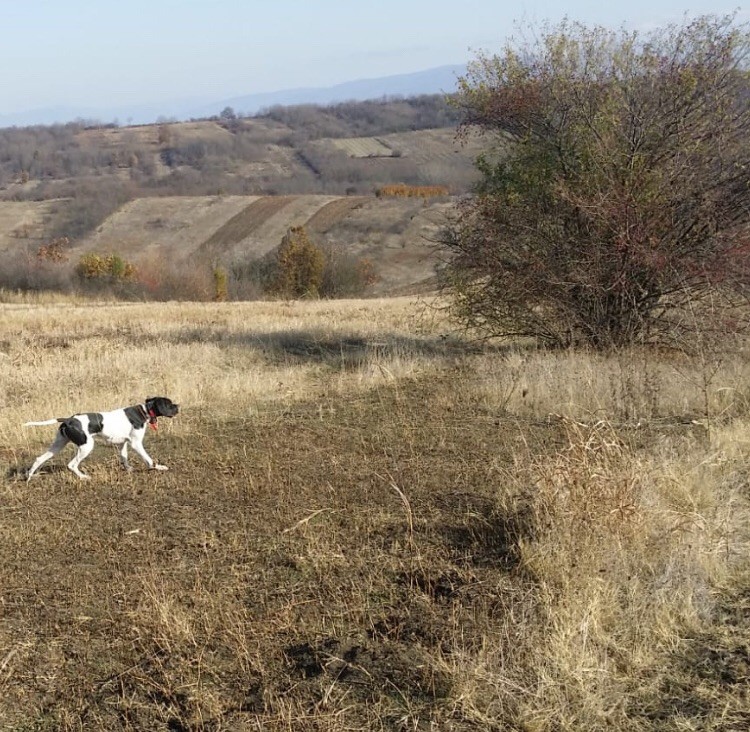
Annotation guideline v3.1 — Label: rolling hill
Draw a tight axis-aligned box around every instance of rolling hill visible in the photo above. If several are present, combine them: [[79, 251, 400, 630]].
[[0, 99, 486, 296]]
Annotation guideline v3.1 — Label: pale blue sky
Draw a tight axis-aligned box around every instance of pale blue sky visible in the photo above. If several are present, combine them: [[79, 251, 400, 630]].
[[0, 0, 746, 114]]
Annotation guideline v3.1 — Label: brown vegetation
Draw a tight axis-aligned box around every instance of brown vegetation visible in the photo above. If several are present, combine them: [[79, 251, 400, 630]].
[[376, 184, 450, 199], [76, 252, 137, 281], [274, 226, 326, 297], [0, 296, 748, 729]]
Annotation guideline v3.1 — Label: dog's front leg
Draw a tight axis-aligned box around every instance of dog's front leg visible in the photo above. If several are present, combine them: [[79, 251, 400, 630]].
[[130, 437, 168, 471], [119, 442, 132, 472]]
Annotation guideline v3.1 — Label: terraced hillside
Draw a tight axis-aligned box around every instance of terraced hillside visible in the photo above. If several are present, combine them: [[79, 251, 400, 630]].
[[78, 196, 257, 261], [63, 193, 448, 292]]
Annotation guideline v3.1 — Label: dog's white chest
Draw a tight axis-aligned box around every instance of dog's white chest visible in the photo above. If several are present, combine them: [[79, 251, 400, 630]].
[[99, 410, 139, 444]]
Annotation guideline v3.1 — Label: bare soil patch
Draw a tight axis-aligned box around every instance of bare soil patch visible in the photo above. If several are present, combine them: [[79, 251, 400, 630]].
[[305, 197, 369, 234], [0, 376, 551, 729]]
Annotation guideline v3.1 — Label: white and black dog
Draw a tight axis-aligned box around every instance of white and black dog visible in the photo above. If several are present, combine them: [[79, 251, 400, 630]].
[[24, 396, 179, 481]]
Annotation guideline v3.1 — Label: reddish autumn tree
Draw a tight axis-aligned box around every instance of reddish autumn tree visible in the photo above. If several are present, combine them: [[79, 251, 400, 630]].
[[442, 15, 750, 348]]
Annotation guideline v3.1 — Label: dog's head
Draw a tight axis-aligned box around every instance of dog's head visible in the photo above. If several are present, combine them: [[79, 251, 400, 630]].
[[145, 396, 180, 418]]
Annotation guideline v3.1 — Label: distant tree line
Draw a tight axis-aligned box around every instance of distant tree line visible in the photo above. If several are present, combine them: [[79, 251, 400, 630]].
[[258, 94, 461, 140]]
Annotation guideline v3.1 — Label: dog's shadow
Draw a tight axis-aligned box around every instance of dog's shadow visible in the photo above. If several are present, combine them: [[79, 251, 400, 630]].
[[6, 463, 66, 481], [6, 464, 28, 481]]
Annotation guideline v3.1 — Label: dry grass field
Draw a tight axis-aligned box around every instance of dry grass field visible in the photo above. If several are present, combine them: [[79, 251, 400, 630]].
[[1, 294, 749, 730]]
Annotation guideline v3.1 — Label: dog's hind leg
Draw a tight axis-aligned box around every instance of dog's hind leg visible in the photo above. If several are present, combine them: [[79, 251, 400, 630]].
[[67, 439, 95, 480], [27, 432, 69, 481]]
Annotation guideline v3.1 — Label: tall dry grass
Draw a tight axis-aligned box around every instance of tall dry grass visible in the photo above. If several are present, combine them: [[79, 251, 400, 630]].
[[1, 295, 749, 730], [0, 296, 443, 441]]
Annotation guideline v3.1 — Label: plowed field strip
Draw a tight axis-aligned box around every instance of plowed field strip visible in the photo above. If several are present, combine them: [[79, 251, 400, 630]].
[[305, 197, 369, 233], [199, 196, 297, 254]]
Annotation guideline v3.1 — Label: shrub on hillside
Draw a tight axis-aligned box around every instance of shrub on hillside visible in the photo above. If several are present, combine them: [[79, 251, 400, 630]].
[[320, 245, 378, 297], [229, 251, 278, 299], [36, 237, 70, 263], [274, 226, 325, 298], [76, 252, 137, 282], [228, 235, 378, 300], [75, 252, 141, 297], [213, 266, 228, 302], [135, 253, 215, 301], [0, 246, 75, 293]]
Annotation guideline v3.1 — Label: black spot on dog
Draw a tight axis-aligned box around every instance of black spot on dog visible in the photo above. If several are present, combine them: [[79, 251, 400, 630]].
[[60, 418, 87, 447], [124, 406, 147, 429], [86, 412, 104, 434]]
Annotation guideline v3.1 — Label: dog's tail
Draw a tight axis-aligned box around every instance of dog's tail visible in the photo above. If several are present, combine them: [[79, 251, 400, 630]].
[[23, 418, 62, 427]]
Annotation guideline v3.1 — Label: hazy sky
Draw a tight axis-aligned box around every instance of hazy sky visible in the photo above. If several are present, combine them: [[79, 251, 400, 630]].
[[1, 0, 746, 113]]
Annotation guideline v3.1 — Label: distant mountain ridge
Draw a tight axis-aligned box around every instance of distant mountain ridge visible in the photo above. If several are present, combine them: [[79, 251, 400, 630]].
[[199, 64, 467, 117], [0, 64, 467, 129]]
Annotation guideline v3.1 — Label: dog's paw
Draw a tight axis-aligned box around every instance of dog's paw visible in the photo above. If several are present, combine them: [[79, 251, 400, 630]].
[[78, 474, 91, 481], [152, 464, 169, 471]]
